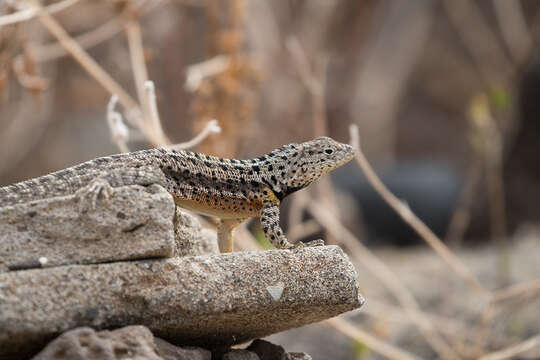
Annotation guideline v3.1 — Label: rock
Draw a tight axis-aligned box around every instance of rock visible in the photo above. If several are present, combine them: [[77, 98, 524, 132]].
[[0, 246, 364, 359], [174, 208, 219, 256], [246, 339, 285, 360], [153, 338, 211, 360], [32, 326, 159, 360], [0, 184, 176, 272], [222, 349, 260, 360], [241, 340, 312, 360], [31, 326, 211, 360]]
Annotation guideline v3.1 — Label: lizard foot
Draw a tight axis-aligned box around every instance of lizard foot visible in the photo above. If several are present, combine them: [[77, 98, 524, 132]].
[[291, 239, 325, 249], [304, 239, 325, 247], [77, 178, 113, 211]]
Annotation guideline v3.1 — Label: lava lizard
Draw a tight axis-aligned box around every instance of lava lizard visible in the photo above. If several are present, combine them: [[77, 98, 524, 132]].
[[0, 136, 355, 251]]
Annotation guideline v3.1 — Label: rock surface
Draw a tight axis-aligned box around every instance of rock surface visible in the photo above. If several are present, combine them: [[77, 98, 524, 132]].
[[173, 207, 219, 257], [153, 338, 211, 360], [0, 245, 363, 359], [246, 339, 286, 360], [0, 184, 176, 272], [30, 326, 310, 360], [31, 326, 212, 360]]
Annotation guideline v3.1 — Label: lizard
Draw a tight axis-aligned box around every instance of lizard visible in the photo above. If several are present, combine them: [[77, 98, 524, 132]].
[[0, 136, 355, 252]]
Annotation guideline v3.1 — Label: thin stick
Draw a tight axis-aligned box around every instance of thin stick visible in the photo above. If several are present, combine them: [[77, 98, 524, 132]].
[[306, 197, 461, 359], [106, 95, 130, 153], [325, 318, 420, 360], [479, 333, 540, 360], [362, 301, 468, 336], [185, 55, 231, 92], [445, 154, 482, 246], [125, 19, 150, 111], [28, 0, 141, 119], [349, 124, 487, 295], [144, 81, 169, 145], [125, 20, 168, 146], [169, 120, 221, 150], [32, 2, 164, 63], [0, 0, 79, 27], [491, 279, 540, 304], [33, 15, 125, 62]]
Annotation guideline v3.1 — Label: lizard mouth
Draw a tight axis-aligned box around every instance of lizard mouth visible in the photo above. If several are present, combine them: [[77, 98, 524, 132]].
[[338, 144, 356, 166]]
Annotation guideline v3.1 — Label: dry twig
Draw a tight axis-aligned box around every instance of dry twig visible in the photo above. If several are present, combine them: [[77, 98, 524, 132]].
[[0, 0, 79, 27], [361, 301, 468, 337], [169, 120, 221, 150], [326, 317, 420, 360], [31, 2, 163, 63], [185, 55, 231, 92], [491, 279, 540, 305], [307, 197, 462, 360], [106, 95, 130, 153], [28, 0, 140, 117], [349, 124, 487, 295], [479, 333, 540, 360], [125, 19, 169, 146]]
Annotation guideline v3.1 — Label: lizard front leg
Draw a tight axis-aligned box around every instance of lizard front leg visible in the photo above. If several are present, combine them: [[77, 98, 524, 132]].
[[259, 188, 298, 249], [217, 218, 245, 253], [260, 188, 325, 249]]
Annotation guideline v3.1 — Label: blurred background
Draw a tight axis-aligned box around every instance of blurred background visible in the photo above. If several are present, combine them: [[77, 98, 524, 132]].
[[1, 1, 540, 359]]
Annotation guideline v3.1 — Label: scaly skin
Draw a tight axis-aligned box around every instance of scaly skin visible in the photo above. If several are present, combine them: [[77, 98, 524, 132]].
[[0, 136, 355, 251]]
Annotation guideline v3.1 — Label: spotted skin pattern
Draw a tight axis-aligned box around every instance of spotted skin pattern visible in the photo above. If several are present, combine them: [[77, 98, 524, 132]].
[[0, 137, 355, 251]]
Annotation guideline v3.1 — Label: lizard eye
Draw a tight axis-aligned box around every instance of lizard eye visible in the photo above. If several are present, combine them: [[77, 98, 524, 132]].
[[325, 149, 333, 154]]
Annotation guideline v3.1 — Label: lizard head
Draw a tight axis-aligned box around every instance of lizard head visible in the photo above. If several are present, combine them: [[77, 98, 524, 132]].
[[281, 136, 355, 190]]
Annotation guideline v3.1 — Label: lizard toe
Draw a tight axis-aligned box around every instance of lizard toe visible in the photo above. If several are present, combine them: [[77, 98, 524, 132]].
[[303, 239, 325, 247]]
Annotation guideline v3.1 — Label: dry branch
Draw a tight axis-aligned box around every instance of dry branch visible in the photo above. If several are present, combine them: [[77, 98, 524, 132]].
[[306, 196, 461, 359], [0, 0, 79, 27], [491, 279, 540, 304], [349, 124, 488, 295], [326, 318, 420, 360], [479, 333, 540, 360], [125, 19, 169, 146], [28, 0, 141, 119]]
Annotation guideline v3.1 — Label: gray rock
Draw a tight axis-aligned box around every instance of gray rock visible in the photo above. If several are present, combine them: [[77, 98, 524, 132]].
[[153, 338, 211, 360], [0, 184, 176, 272], [31, 326, 211, 360], [0, 246, 363, 359], [246, 339, 285, 360], [31, 326, 160, 360], [174, 208, 219, 257], [222, 349, 260, 360]]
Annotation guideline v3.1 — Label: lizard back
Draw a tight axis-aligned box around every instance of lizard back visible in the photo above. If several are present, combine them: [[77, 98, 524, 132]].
[[0, 137, 355, 217]]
